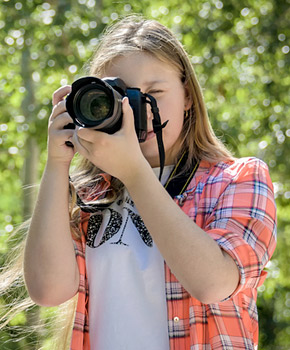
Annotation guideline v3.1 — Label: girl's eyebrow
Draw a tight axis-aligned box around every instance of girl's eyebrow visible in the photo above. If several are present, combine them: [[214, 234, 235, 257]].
[[142, 79, 168, 87]]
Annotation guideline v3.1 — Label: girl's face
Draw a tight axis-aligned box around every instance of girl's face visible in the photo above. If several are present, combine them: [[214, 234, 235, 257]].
[[105, 52, 191, 167]]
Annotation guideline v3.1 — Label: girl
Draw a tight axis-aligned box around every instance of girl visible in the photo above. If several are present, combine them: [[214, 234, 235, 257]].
[[23, 15, 277, 350]]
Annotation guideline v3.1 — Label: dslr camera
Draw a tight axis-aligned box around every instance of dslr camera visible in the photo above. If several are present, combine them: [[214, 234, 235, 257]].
[[66, 76, 148, 142]]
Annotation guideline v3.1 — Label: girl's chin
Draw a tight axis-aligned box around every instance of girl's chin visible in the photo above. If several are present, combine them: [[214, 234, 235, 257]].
[[140, 144, 159, 167]]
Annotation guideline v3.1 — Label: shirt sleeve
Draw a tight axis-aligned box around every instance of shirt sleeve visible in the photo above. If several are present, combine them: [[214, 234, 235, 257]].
[[204, 158, 277, 298]]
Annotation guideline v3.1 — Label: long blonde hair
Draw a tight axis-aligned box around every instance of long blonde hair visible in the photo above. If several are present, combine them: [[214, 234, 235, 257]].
[[1, 15, 234, 348]]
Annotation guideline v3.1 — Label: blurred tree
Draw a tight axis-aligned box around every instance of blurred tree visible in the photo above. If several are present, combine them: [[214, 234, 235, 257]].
[[0, 0, 289, 349]]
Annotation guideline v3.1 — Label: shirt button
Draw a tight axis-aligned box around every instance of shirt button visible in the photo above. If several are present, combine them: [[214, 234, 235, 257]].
[[173, 316, 180, 323]]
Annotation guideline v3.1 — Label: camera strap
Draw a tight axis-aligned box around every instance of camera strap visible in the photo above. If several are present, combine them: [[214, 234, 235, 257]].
[[145, 94, 168, 181], [164, 152, 199, 198]]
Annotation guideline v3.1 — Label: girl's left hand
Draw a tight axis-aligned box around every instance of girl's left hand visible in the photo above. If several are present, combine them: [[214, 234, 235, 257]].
[[72, 97, 148, 183]]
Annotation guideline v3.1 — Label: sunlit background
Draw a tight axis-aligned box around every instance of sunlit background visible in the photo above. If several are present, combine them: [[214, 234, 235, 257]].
[[0, 0, 289, 349]]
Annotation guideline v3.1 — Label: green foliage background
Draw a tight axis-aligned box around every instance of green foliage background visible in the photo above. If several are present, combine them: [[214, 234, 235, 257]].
[[0, 0, 289, 349]]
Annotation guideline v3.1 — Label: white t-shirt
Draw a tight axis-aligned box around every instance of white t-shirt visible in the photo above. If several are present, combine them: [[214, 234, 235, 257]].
[[86, 166, 173, 350]]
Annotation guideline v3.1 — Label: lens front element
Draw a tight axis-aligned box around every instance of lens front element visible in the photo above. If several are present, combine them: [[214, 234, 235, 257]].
[[73, 84, 114, 127], [79, 89, 111, 122]]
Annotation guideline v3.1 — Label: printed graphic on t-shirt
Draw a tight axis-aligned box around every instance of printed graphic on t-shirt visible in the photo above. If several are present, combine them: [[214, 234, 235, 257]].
[[86, 193, 153, 248]]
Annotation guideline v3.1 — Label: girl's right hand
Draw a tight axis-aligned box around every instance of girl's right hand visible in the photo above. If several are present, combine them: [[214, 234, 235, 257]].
[[47, 85, 76, 165]]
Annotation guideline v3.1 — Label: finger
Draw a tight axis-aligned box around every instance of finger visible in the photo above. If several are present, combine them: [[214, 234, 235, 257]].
[[50, 100, 68, 121], [72, 131, 90, 157], [52, 85, 72, 106], [49, 121, 75, 145], [77, 127, 104, 143], [52, 129, 75, 142], [121, 97, 135, 132], [50, 112, 74, 130]]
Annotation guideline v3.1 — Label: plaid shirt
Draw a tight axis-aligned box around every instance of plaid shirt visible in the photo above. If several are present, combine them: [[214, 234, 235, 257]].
[[70, 157, 277, 350]]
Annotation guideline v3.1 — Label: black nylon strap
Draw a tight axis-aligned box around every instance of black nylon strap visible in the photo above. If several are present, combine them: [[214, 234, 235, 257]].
[[145, 94, 168, 181], [164, 152, 199, 198]]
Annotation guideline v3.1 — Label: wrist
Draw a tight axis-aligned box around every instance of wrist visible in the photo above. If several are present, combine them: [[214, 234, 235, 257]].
[[45, 158, 71, 176], [121, 159, 155, 190]]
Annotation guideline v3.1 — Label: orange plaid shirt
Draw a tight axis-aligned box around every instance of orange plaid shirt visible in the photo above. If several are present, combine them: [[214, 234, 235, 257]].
[[71, 157, 277, 350]]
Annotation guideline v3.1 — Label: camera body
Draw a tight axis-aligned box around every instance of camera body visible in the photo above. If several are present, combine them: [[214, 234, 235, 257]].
[[66, 76, 148, 142]]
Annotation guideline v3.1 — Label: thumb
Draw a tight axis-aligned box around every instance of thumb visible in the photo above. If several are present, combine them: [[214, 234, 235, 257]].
[[121, 97, 135, 132]]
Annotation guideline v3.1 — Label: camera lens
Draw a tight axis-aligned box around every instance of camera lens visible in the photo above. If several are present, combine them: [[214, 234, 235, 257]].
[[66, 77, 124, 132], [79, 90, 111, 122]]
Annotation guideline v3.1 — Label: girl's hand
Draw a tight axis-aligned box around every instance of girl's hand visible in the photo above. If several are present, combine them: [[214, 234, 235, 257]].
[[47, 85, 76, 166], [72, 97, 149, 183]]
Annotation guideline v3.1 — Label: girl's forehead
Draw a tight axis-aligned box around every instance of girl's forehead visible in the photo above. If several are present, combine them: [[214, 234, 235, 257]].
[[103, 52, 181, 85], [108, 51, 161, 69]]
